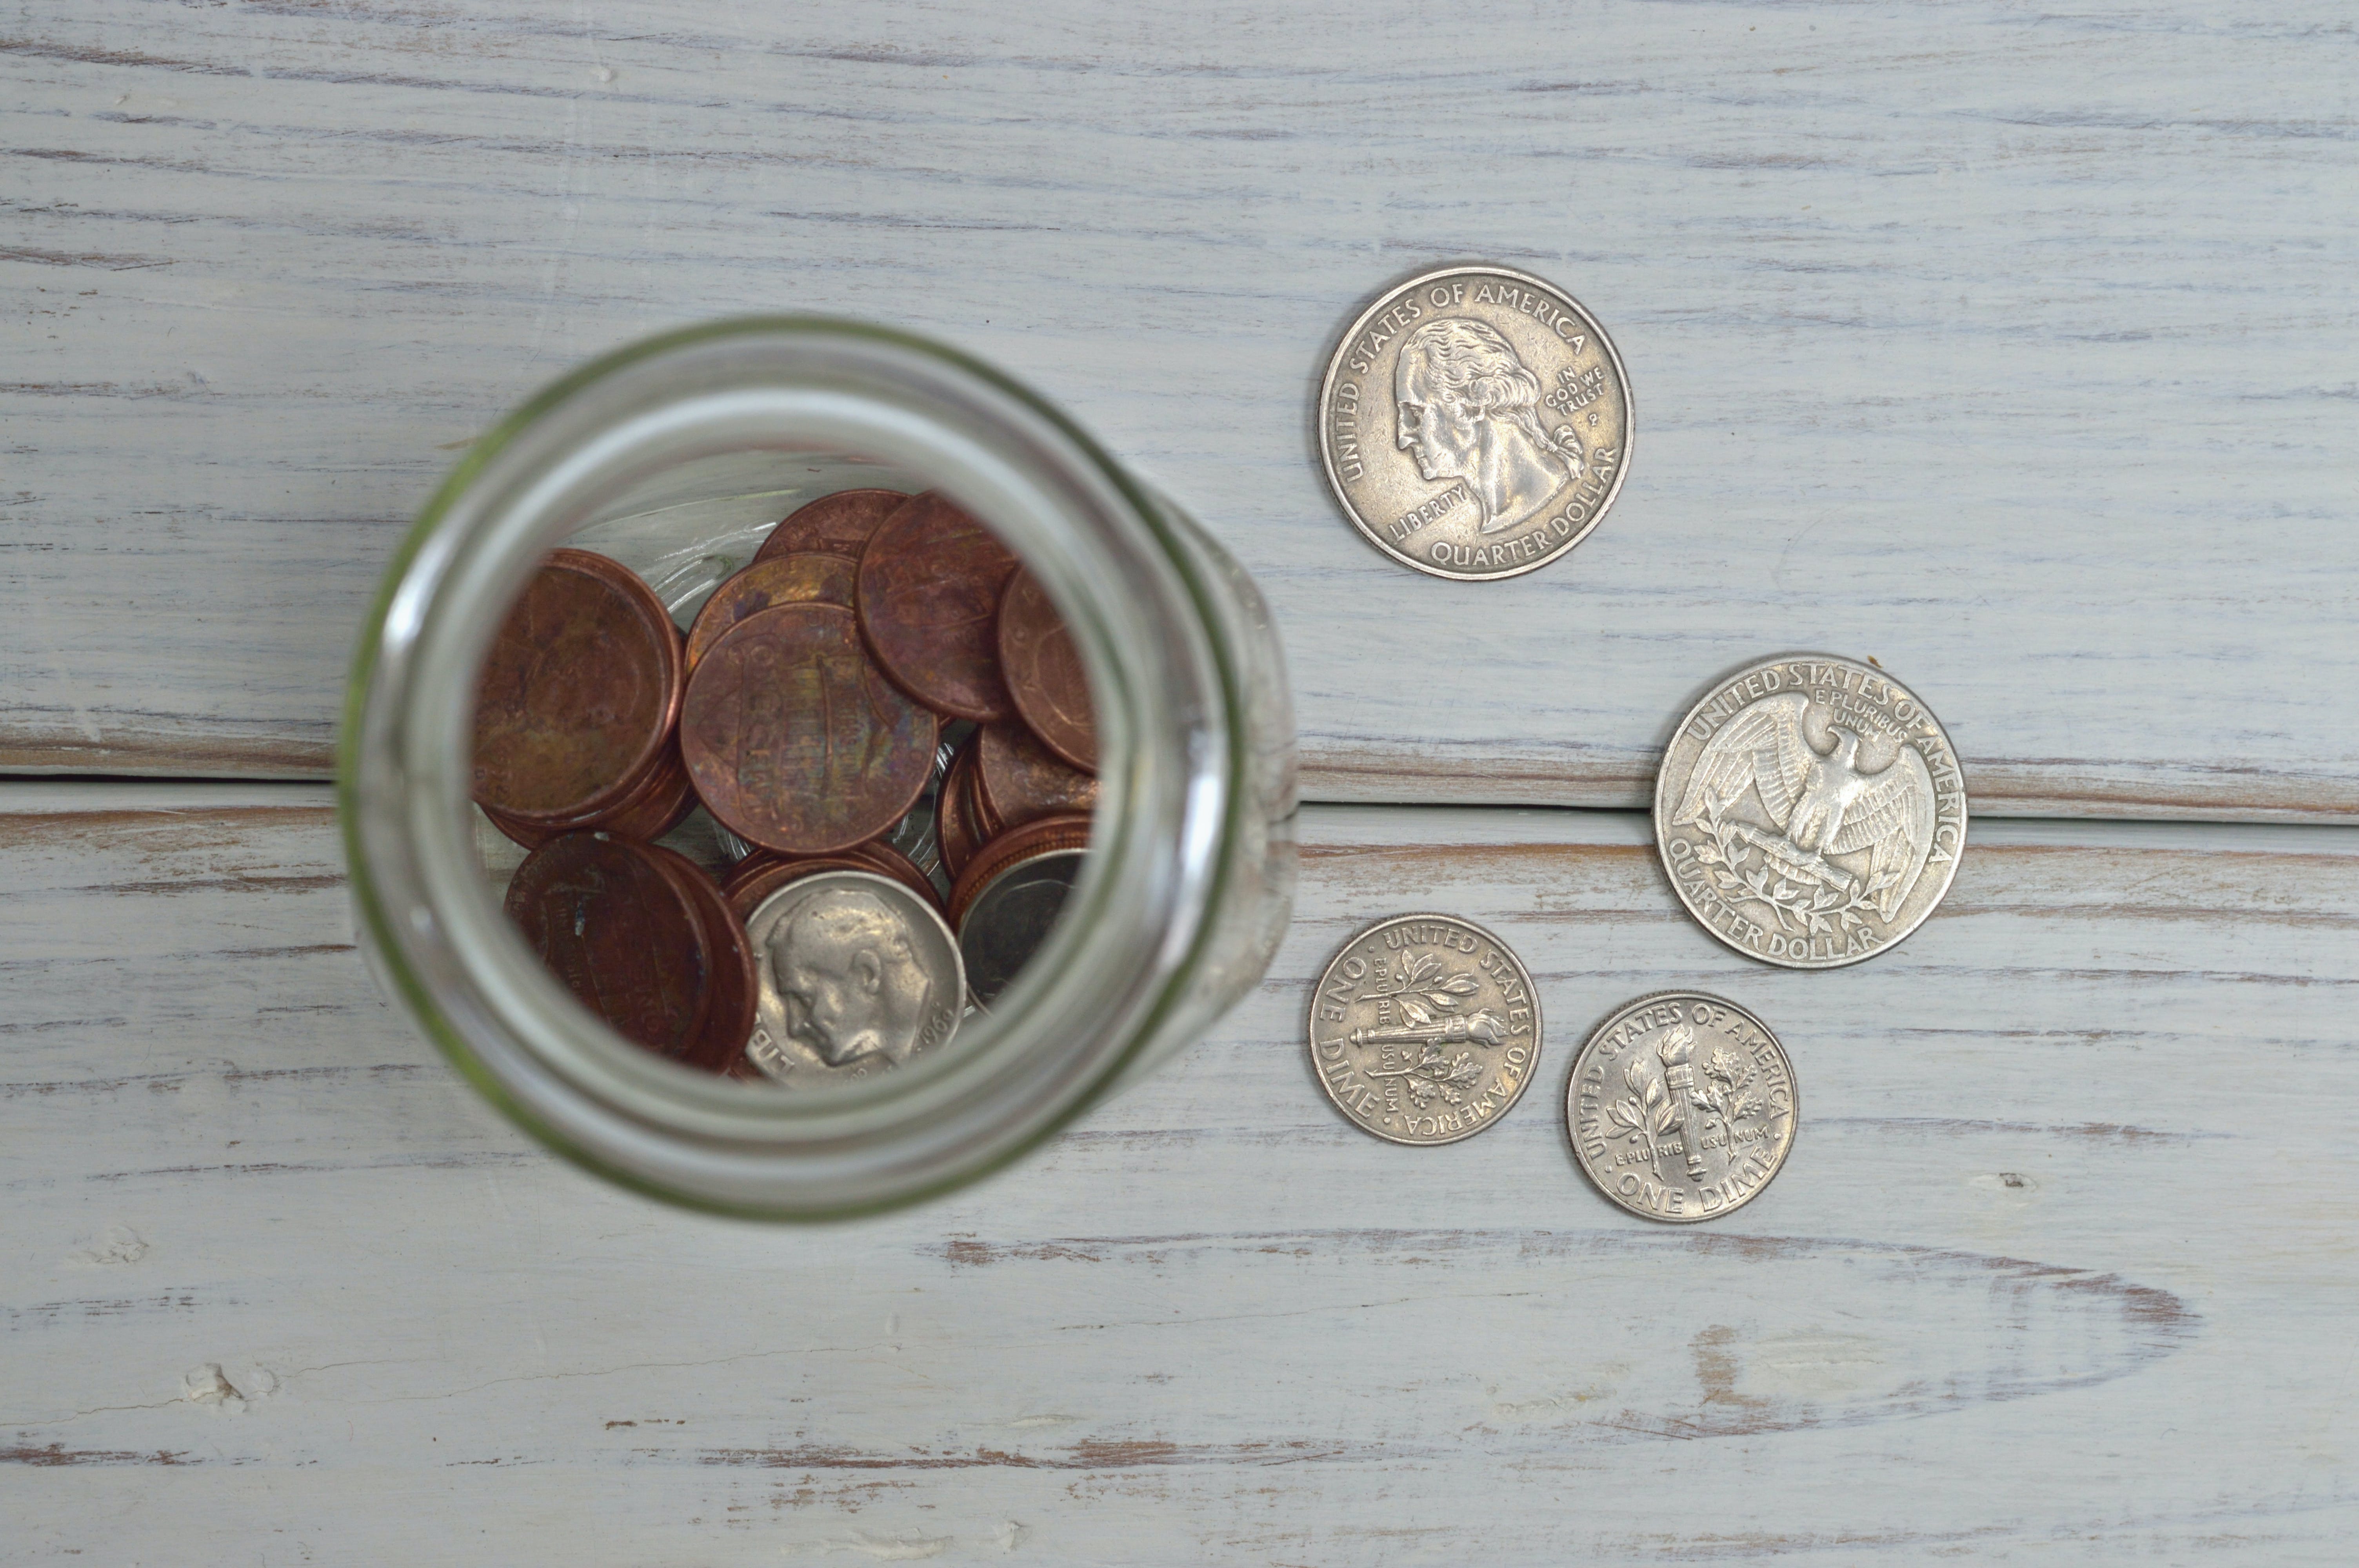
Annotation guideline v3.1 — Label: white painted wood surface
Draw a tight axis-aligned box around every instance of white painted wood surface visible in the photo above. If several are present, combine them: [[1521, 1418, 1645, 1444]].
[[6, 787, 2357, 1561], [4, 3, 2357, 816]]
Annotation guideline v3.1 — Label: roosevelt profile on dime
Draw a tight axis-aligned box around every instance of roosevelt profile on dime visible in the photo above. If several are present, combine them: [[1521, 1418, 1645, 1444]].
[[1654, 654, 1967, 969], [1317, 264, 1631, 581], [768, 883, 940, 1068]]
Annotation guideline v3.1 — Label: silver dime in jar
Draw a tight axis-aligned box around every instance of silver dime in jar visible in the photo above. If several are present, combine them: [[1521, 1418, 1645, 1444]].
[[1567, 992, 1796, 1223], [1307, 913, 1541, 1146], [1654, 654, 1967, 969], [1317, 265, 1632, 581], [958, 847, 1083, 1009], [742, 870, 964, 1087]]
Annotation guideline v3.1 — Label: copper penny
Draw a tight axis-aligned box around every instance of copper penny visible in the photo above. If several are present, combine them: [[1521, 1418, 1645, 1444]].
[[482, 740, 696, 851], [996, 568, 1097, 771], [680, 603, 939, 855], [936, 737, 985, 880], [975, 721, 1099, 835], [503, 832, 712, 1062], [724, 837, 940, 914], [645, 842, 760, 1073], [683, 552, 858, 669], [947, 813, 1095, 932], [755, 488, 908, 563], [856, 492, 1022, 720], [473, 548, 683, 822], [722, 855, 882, 923]]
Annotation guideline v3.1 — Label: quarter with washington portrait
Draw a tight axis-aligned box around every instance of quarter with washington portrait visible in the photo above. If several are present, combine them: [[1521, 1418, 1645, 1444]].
[[1307, 913, 1541, 1146], [1316, 264, 1632, 581], [1654, 654, 1967, 969]]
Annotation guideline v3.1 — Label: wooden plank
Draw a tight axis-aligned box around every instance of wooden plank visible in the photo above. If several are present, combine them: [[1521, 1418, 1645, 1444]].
[[3, 4, 2356, 816], [5, 785, 2356, 1560]]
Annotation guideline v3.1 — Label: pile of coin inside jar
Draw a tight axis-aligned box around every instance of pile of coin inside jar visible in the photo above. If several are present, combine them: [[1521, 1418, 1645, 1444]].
[[471, 488, 1099, 1087]]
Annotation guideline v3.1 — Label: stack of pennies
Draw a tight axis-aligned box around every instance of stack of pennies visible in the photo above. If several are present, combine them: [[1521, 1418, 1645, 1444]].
[[472, 487, 1103, 1086]]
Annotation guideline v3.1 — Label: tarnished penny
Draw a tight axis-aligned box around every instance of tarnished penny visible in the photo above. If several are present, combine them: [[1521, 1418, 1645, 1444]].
[[1654, 654, 1967, 969], [936, 737, 985, 880], [856, 492, 1021, 720], [644, 842, 760, 1074], [740, 869, 966, 1089], [974, 722, 1098, 836], [683, 552, 858, 668], [503, 832, 711, 1063], [1307, 913, 1541, 1146], [996, 568, 1096, 771], [473, 548, 684, 821], [725, 837, 943, 916], [1318, 265, 1632, 580], [723, 854, 880, 917], [481, 740, 696, 851], [947, 813, 1093, 933], [680, 603, 939, 855], [958, 846, 1087, 1009], [755, 488, 908, 563], [1567, 993, 1797, 1223]]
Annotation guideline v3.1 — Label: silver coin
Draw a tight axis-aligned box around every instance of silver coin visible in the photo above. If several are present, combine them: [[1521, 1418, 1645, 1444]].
[[958, 847, 1083, 1008], [1317, 264, 1632, 581], [1567, 992, 1796, 1224], [1654, 654, 1967, 969], [1307, 913, 1541, 1146], [741, 869, 965, 1088]]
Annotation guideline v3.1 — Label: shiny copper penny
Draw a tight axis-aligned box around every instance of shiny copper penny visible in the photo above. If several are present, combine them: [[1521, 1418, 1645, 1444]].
[[996, 568, 1098, 772], [473, 548, 684, 822], [683, 552, 858, 669], [680, 603, 939, 855], [856, 492, 1021, 721], [947, 813, 1096, 933], [975, 721, 1100, 835], [725, 839, 943, 917], [503, 832, 712, 1062], [645, 842, 760, 1073], [936, 737, 985, 880], [722, 855, 882, 924], [754, 488, 909, 564], [481, 740, 696, 851]]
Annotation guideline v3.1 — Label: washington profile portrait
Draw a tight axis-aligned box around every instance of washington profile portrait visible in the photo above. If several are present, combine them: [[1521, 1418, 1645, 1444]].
[[1395, 316, 1587, 535]]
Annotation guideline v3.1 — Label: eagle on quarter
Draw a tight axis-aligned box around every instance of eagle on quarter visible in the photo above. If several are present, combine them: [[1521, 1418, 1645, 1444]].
[[1669, 693, 1936, 920]]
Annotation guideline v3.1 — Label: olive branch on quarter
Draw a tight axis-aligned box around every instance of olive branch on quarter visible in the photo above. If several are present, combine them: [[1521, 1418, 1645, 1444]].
[[1690, 804, 1899, 938]]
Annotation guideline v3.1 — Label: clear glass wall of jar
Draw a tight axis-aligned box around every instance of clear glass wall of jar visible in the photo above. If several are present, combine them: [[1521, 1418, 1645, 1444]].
[[341, 319, 1296, 1218]]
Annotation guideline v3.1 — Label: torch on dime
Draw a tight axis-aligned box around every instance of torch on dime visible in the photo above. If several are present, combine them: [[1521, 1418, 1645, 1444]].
[[1565, 992, 1796, 1224], [1306, 913, 1541, 1146]]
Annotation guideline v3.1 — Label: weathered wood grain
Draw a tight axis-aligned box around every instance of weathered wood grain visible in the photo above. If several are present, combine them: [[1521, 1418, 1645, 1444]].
[[4, 786, 2355, 1561], [3, 3, 2356, 815]]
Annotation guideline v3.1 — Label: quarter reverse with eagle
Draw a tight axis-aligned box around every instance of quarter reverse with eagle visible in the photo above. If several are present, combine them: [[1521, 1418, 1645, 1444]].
[[1317, 265, 1632, 580], [1654, 655, 1967, 969]]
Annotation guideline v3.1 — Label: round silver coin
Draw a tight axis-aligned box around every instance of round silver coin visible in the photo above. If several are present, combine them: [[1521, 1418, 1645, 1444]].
[[741, 869, 965, 1088], [1307, 913, 1541, 1146], [1317, 264, 1632, 581], [1567, 992, 1797, 1224], [1654, 654, 1968, 969], [958, 847, 1083, 1009]]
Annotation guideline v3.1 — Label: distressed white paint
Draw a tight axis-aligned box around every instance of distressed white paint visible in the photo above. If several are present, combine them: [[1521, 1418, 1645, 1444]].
[[4, 787, 2355, 1561], [2, 4, 2356, 815]]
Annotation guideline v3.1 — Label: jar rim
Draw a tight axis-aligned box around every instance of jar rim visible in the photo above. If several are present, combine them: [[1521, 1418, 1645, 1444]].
[[340, 317, 1252, 1218]]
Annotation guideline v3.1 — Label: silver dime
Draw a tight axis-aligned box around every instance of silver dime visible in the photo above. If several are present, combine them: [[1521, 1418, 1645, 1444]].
[[958, 846, 1083, 1009], [1317, 264, 1632, 581], [1654, 654, 1967, 969], [741, 869, 965, 1088], [1567, 992, 1797, 1224], [1307, 913, 1541, 1146]]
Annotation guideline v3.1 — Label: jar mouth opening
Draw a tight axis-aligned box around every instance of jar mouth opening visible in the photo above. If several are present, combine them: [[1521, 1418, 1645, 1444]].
[[343, 319, 1244, 1214]]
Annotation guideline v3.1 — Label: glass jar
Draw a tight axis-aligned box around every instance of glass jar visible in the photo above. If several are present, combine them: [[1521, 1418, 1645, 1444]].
[[341, 319, 1296, 1218]]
